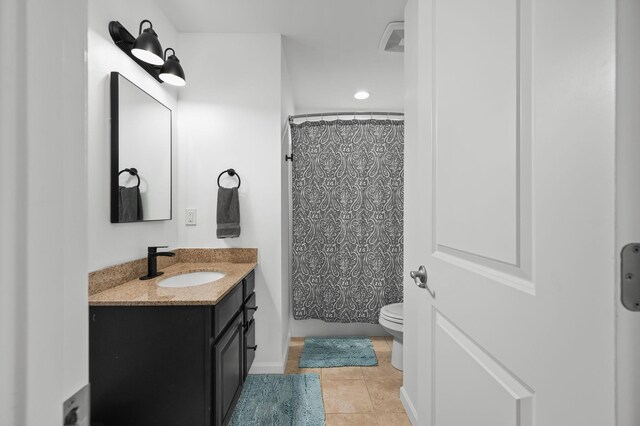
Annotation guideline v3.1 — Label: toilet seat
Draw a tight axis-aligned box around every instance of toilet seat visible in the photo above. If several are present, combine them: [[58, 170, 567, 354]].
[[379, 315, 403, 333], [380, 314, 403, 325], [380, 303, 403, 324]]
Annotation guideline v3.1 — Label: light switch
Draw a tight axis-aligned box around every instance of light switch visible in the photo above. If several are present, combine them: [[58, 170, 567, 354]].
[[185, 208, 197, 226]]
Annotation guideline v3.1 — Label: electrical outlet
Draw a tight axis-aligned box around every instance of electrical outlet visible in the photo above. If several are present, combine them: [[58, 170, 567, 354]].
[[63, 384, 90, 426], [185, 208, 197, 226]]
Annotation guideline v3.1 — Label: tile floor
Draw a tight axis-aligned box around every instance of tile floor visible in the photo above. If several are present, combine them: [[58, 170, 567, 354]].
[[285, 336, 411, 426]]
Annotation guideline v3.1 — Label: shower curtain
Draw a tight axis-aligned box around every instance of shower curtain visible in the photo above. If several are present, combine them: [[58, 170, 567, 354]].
[[291, 119, 404, 323]]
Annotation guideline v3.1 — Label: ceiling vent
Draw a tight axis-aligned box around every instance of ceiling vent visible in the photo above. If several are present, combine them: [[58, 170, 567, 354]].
[[379, 21, 405, 53]]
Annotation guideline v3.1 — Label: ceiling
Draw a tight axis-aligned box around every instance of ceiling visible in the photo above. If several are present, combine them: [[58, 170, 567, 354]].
[[154, 0, 407, 113]]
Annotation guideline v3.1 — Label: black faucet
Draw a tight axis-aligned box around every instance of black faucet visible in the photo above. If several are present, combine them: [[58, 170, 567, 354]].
[[140, 246, 176, 280]]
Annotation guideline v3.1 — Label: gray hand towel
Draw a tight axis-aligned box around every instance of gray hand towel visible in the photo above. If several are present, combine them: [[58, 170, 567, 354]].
[[217, 187, 240, 238], [119, 186, 143, 222]]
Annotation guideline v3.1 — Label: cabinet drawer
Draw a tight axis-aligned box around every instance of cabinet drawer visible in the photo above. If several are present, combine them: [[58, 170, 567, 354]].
[[244, 319, 256, 378], [244, 292, 257, 324], [213, 283, 243, 340], [243, 270, 255, 302]]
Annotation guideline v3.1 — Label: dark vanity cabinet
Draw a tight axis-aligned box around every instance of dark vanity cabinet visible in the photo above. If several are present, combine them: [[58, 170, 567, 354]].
[[213, 312, 243, 426], [242, 270, 257, 379], [90, 270, 257, 426]]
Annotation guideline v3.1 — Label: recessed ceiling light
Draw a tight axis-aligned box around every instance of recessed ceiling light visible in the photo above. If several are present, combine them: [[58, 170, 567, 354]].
[[354, 91, 370, 100]]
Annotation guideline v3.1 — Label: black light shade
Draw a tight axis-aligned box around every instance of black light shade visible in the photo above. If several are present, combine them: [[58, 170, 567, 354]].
[[131, 20, 164, 66], [159, 48, 186, 86]]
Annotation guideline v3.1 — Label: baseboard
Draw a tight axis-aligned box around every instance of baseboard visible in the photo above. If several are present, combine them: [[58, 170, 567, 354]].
[[248, 336, 291, 375], [291, 318, 385, 336], [400, 386, 418, 425], [248, 361, 286, 374], [281, 333, 290, 369]]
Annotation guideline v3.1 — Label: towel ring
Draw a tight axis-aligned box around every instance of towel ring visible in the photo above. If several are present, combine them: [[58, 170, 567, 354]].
[[217, 168, 241, 189], [119, 168, 140, 188]]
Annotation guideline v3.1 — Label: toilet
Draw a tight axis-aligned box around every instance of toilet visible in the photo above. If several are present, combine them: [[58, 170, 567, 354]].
[[378, 303, 403, 370]]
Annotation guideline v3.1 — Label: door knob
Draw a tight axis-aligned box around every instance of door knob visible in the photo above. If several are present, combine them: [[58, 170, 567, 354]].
[[410, 265, 428, 287], [410, 265, 435, 298]]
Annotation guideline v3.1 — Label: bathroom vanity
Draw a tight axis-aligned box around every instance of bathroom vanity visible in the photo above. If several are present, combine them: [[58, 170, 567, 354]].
[[88, 250, 257, 426]]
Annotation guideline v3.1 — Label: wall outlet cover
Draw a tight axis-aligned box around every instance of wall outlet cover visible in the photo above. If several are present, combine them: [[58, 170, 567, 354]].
[[63, 384, 90, 426], [185, 208, 197, 226]]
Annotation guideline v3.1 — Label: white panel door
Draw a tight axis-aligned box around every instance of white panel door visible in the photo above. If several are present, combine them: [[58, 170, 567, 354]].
[[616, 1, 640, 424], [403, 0, 616, 424]]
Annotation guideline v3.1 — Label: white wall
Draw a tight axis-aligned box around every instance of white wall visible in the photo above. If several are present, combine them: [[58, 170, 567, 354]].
[[88, 0, 179, 271], [401, 0, 419, 416], [281, 45, 295, 357], [176, 33, 288, 372], [0, 2, 27, 422], [0, 0, 88, 423]]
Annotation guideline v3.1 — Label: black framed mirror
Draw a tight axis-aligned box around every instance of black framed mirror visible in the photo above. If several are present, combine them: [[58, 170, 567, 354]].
[[110, 72, 172, 223]]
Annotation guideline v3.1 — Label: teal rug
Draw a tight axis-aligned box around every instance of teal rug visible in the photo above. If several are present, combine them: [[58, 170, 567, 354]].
[[299, 336, 378, 368], [229, 374, 324, 426]]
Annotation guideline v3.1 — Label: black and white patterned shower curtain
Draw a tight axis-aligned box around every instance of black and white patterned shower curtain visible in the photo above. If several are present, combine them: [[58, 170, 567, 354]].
[[291, 119, 404, 324]]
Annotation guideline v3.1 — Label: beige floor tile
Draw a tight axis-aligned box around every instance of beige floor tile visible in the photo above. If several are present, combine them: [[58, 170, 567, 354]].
[[326, 413, 379, 426], [322, 379, 374, 414], [290, 337, 306, 347], [376, 412, 411, 425], [384, 336, 394, 350], [322, 366, 364, 380], [365, 378, 405, 414], [361, 354, 402, 380], [289, 343, 304, 353], [374, 352, 391, 362], [287, 346, 303, 363], [370, 337, 392, 355], [284, 359, 321, 375]]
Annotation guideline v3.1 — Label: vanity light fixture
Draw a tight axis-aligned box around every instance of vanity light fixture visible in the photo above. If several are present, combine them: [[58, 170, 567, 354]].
[[108, 20, 187, 86], [159, 48, 186, 86], [131, 20, 164, 66]]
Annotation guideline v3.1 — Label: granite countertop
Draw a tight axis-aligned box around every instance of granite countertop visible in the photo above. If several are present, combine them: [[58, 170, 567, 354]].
[[89, 262, 256, 306], [88, 248, 257, 306]]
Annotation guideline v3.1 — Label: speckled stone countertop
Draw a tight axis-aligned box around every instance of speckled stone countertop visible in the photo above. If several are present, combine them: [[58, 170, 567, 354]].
[[89, 248, 257, 306]]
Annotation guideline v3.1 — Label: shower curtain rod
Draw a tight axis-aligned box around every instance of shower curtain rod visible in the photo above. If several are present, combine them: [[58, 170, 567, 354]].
[[288, 111, 404, 123]]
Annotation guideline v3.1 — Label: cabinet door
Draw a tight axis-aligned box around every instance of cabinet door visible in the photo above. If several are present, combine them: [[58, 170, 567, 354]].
[[90, 306, 209, 426], [213, 313, 243, 426], [243, 319, 256, 379]]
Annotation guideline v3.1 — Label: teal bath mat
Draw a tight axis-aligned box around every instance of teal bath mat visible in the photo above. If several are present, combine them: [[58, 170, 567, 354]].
[[299, 336, 378, 368], [229, 374, 324, 426]]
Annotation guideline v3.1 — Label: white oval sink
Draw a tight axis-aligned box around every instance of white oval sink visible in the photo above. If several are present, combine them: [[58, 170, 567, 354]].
[[157, 271, 226, 288]]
